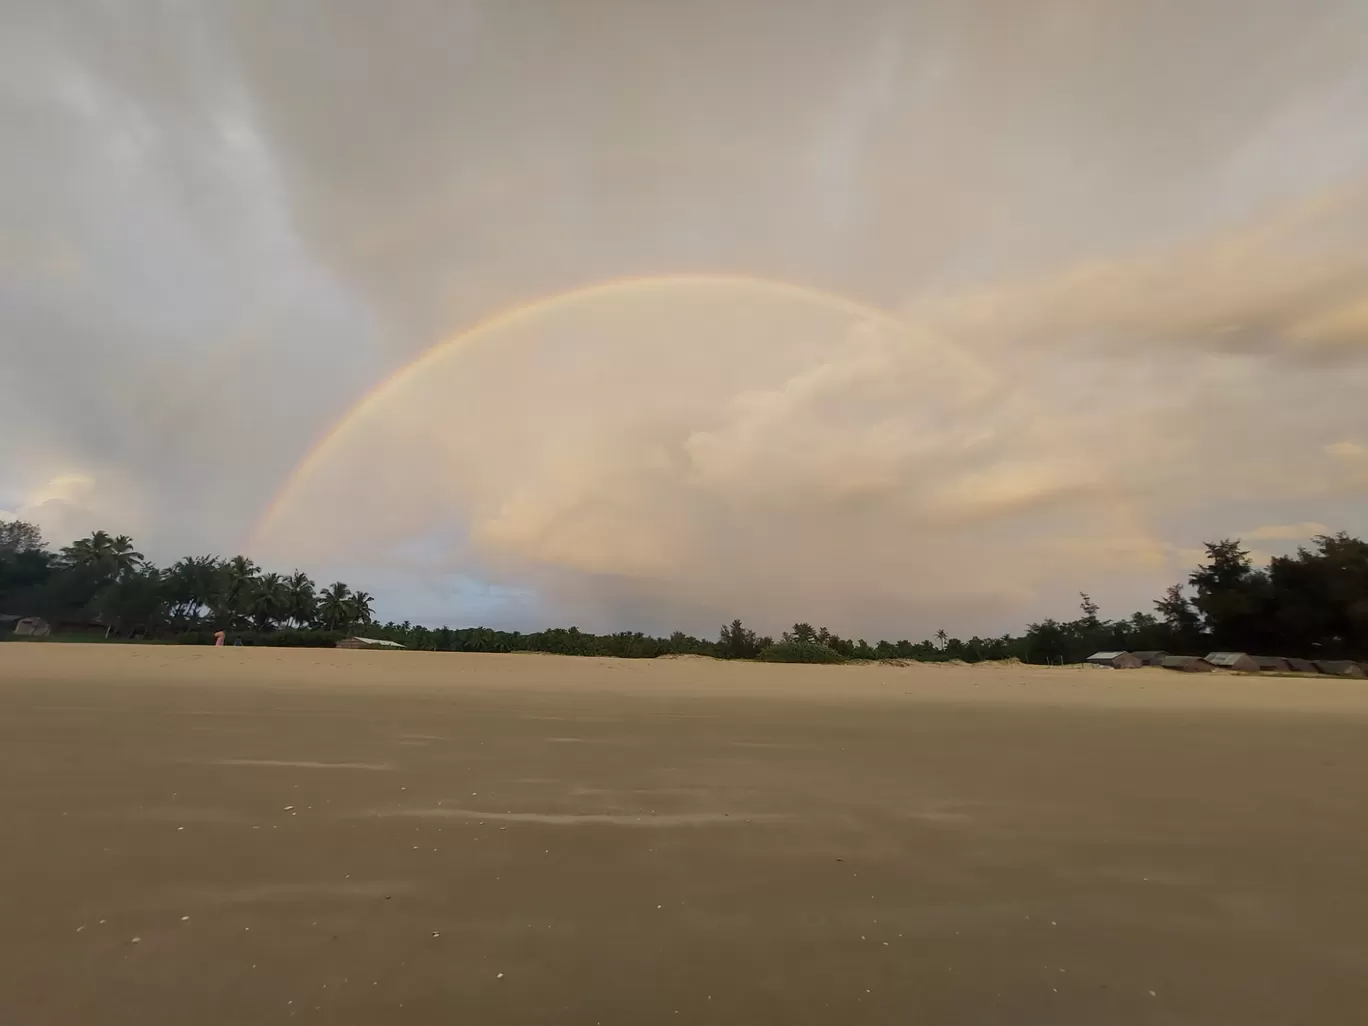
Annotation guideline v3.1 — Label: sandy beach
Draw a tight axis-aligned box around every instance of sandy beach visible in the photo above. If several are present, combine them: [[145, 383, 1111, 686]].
[[2, 644, 1366, 1024]]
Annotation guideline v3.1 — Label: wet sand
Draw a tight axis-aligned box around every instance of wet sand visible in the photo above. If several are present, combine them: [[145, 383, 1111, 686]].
[[2, 644, 1367, 1024]]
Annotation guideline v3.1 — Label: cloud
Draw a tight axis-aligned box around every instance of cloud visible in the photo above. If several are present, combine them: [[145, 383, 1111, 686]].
[[7, 2, 1368, 634], [1326, 440, 1366, 459], [1242, 522, 1333, 542]]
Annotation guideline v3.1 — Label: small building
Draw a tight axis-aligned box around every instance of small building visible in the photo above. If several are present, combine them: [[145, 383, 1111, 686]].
[[1086, 651, 1142, 669], [1131, 650, 1168, 666], [13, 617, 52, 638], [1313, 660, 1365, 677], [1284, 657, 1319, 674], [1162, 655, 1214, 672], [1205, 652, 1260, 672], [1252, 656, 1291, 672], [336, 636, 406, 650]]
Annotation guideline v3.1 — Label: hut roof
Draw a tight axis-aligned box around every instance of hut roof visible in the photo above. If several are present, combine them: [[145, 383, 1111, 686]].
[[1314, 660, 1365, 676], [1206, 652, 1254, 668], [1161, 655, 1214, 671], [1087, 651, 1127, 661]]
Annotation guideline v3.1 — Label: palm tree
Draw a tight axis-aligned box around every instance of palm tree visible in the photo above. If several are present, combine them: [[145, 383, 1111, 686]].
[[250, 572, 289, 631], [317, 582, 353, 631], [219, 555, 259, 628], [61, 530, 115, 569], [166, 555, 222, 625], [935, 628, 948, 650], [348, 590, 375, 628], [108, 535, 144, 579], [284, 571, 317, 628]]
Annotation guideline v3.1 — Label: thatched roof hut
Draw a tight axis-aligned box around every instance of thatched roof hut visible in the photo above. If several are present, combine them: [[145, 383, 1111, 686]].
[[1130, 650, 1167, 666], [1284, 657, 1319, 674], [1085, 651, 1142, 669], [1205, 652, 1260, 672], [1252, 656, 1291, 672], [1313, 660, 1365, 677], [1162, 655, 1214, 672]]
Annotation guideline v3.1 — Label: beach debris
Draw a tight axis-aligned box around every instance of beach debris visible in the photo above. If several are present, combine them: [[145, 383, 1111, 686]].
[[283, 806, 294, 811], [496, 972, 504, 979]]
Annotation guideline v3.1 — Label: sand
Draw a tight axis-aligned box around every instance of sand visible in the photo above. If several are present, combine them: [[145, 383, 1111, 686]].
[[2, 644, 1367, 1024]]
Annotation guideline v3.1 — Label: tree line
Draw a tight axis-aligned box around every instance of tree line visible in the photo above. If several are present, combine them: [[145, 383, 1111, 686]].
[[1, 520, 1364, 662], [0, 524, 373, 638]]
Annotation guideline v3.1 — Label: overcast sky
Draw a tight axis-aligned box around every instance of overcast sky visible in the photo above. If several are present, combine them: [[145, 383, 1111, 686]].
[[3, 1, 1367, 638]]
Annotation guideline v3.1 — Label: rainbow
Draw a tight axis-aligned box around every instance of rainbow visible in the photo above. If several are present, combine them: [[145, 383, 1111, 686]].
[[248, 273, 915, 547]]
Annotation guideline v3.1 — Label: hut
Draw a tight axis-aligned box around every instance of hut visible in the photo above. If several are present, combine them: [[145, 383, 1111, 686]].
[[1205, 652, 1260, 673], [1252, 656, 1291, 672], [1284, 657, 1319, 674], [13, 617, 52, 638], [1130, 650, 1167, 666], [1161, 655, 1214, 672], [1313, 660, 1365, 677], [336, 636, 406, 650], [1085, 651, 1142, 669]]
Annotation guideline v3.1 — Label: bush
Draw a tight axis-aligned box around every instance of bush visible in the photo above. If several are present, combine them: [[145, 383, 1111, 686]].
[[756, 641, 848, 664]]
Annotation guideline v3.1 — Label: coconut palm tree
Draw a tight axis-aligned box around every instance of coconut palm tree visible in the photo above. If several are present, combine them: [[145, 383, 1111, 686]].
[[60, 530, 115, 569], [348, 590, 375, 627], [935, 628, 948, 650], [284, 571, 317, 627], [317, 582, 353, 631], [165, 555, 222, 625], [107, 535, 145, 579], [218, 555, 259, 628], [250, 572, 289, 631]]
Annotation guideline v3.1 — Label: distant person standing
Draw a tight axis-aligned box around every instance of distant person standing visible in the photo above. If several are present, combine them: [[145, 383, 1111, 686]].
[[214, 630, 225, 647]]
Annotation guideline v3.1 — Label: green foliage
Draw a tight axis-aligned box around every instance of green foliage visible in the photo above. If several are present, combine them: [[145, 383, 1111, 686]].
[[718, 619, 766, 659], [757, 641, 848, 664]]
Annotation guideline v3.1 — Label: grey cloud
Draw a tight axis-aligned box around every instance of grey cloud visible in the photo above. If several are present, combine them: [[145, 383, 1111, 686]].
[[4, 1, 1368, 634]]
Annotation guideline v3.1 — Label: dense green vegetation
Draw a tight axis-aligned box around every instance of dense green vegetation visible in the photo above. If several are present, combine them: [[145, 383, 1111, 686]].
[[2, 520, 1365, 663]]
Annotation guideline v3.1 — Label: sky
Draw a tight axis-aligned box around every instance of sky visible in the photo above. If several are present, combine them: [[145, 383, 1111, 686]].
[[3, 1, 1367, 639]]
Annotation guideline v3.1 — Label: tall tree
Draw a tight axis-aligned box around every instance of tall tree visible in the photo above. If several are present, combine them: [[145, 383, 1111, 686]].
[[0, 519, 45, 554], [60, 530, 116, 570], [219, 556, 259, 627], [250, 572, 289, 631], [284, 571, 317, 627], [1188, 539, 1271, 649], [317, 582, 353, 631], [107, 535, 145, 580], [719, 618, 762, 659], [348, 590, 375, 627], [165, 556, 222, 626]]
